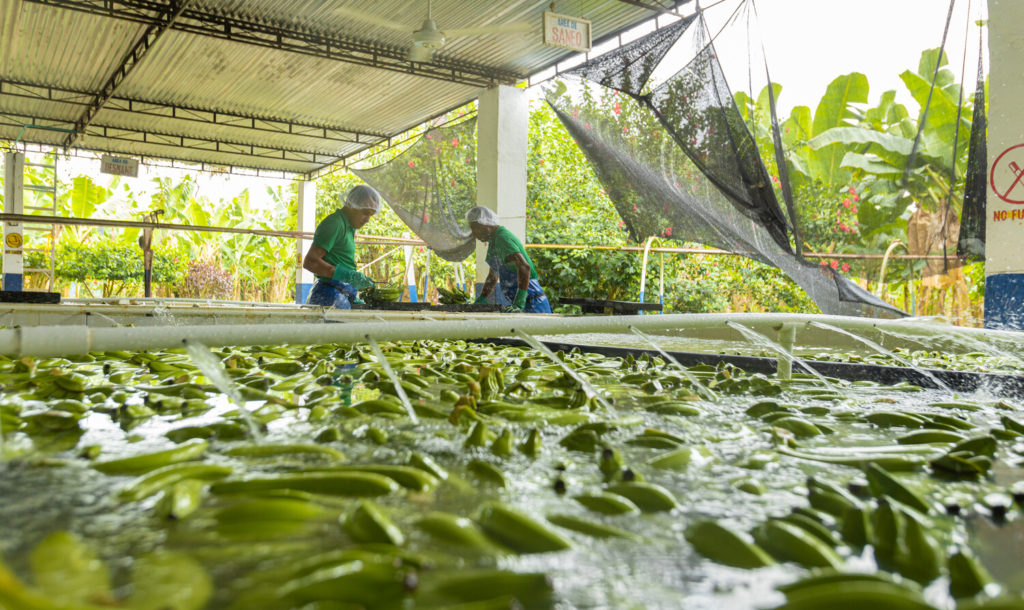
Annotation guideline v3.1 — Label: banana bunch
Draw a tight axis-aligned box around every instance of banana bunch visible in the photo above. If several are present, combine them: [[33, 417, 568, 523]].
[[437, 285, 472, 305], [360, 283, 402, 306]]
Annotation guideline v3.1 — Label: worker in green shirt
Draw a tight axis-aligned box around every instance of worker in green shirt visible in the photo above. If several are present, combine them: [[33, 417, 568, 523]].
[[466, 206, 552, 313], [303, 185, 380, 309]]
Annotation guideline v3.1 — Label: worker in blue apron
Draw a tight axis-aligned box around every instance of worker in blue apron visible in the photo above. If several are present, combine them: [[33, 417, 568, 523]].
[[466, 206, 552, 313], [302, 184, 380, 309]]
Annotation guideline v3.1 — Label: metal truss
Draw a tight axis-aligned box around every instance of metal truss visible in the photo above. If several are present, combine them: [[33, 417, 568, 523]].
[[613, 0, 693, 13], [65, 0, 191, 148], [0, 79, 389, 150], [24, 0, 523, 88], [0, 113, 326, 173]]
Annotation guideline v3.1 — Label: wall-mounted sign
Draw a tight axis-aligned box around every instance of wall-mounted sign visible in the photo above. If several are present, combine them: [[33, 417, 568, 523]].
[[543, 11, 591, 53], [100, 154, 140, 178]]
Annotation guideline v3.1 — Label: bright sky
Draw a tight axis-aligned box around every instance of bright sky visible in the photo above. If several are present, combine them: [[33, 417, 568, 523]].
[[689, 0, 988, 116]]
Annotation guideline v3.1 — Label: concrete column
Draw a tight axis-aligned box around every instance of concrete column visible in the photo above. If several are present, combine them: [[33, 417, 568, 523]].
[[295, 179, 316, 304], [2, 152, 25, 292], [985, 0, 1024, 330], [475, 85, 528, 302]]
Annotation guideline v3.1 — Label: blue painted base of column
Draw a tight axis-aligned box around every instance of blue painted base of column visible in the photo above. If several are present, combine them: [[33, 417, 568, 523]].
[[2, 273, 23, 292], [985, 273, 1024, 331], [297, 282, 312, 305], [408, 285, 418, 303]]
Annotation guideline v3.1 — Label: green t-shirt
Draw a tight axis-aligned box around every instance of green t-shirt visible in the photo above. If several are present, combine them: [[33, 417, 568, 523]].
[[311, 209, 356, 281], [486, 225, 538, 279]]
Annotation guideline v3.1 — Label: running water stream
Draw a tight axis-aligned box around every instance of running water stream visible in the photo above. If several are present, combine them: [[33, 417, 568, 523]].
[[809, 321, 955, 393], [184, 340, 263, 440], [724, 321, 834, 388], [880, 326, 1024, 371], [514, 329, 618, 415], [627, 326, 718, 401], [364, 335, 419, 423]]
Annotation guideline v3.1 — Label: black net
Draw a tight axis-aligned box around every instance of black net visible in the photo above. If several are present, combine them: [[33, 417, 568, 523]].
[[957, 50, 987, 261], [548, 13, 905, 318], [352, 118, 478, 262]]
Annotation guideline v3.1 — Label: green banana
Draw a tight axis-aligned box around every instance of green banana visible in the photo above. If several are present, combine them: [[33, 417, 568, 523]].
[[948, 549, 995, 599], [754, 520, 843, 569], [574, 492, 641, 515], [210, 472, 399, 497], [93, 439, 209, 475], [154, 478, 205, 520], [473, 502, 572, 554], [605, 482, 678, 513], [546, 513, 640, 540], [414, 512, 510, 555], [225, 442, 345, 460], [866, 463, 932, 514], [343, 500, 404, 546], [684, 520, 775, 569]]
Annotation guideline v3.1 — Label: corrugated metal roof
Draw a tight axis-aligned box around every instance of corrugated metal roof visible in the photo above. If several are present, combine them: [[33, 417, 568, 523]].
[[0, 0, 681, 176]]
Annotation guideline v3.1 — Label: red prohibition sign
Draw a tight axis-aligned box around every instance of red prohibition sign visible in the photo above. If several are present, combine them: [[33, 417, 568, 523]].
[[990, 143, 1024, 205]]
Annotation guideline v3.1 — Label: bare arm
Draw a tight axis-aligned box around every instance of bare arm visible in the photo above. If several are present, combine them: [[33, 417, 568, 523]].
[[505, 252, 531, 291], [302, 245, 334, 278], [480, 269, 498, 297]]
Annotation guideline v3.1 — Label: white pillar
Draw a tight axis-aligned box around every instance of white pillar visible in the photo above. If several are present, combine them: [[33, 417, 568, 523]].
[[295, 180, 316, 304], [2, 152, 25, 292], [475, 85, 528, 302], [985, 0, 1024, 330]]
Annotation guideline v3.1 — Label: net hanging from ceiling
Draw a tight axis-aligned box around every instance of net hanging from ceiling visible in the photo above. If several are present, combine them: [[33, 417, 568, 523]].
[[352, 117, 478, 262], [546, 10, 905, 318]]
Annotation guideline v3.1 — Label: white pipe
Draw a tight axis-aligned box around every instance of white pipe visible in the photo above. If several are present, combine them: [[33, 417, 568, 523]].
[[2, 312, 1022, 358]]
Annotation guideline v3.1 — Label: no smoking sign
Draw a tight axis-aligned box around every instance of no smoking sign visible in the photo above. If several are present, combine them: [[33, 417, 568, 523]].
[[991, 143, 1024, 205]]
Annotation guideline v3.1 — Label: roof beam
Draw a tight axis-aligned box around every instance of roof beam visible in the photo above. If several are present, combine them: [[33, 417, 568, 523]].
[[0, 78, 389, 148], [613, 0, 693, 13], [24, 0, 523, 88], [0, 111, 339, 169], [62, 0, 192, 149]]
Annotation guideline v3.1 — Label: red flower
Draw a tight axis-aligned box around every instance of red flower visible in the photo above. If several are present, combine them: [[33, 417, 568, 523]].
[[838, 223, 849, 232], [842, 199, 851, 208], [841, 263, 851, 272], [851, 205, 858, 213], [848, 187, 856, 195], [819, 261, 827, 266], [408, 161, 415, 168], [613, 102, 622, 115], [421, 213, 430, 223], [585, 122, 591, 130], [653, 130, 660, 137], [425, 133, 432, 140], [622, 126, 629, 133], [618, 221, 625, 228], [572, 107, 580, 119], [853, 195, 860, 202], [632, 205, 638, 211], [450, 179, 455, 186], [830, 260, 839, 269], [663, 226, 673, 237], [451, 138, 459, 147]]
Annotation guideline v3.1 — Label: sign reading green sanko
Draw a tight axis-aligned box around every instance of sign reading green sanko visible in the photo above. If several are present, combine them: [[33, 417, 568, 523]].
[[100, 154, 139, 178], [543, 11, 591, 53]]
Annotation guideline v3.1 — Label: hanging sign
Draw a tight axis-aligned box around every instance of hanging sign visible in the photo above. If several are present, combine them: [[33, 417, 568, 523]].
[[100, 154, 140, 178], [543, 11, 591, 53]]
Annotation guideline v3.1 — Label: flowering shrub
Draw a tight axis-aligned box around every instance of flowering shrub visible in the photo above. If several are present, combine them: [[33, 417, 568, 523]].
[[177, 261, 233, 299]]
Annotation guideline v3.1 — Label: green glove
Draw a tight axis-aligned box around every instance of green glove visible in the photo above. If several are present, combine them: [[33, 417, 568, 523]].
[[473, 295, 489, 305], [350, 295, 365, 305], [512, 289, 528, 311], [332, 266, 374, 291]]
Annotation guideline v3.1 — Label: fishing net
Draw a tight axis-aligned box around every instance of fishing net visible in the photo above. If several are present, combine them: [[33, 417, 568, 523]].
[[546, 12, 904, 318], [352, 118, 478, 262], [957, 49, 987, 261]]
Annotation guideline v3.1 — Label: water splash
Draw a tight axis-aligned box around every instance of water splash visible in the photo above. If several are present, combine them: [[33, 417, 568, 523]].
[[809, 321, 954, 393], [364, 335, 419, 423], [514, 329, 618, 415], [880, 325, 1024, 371], [85, 311, 122, 327], [183, 340, 262, 440], [725, 321, 833, 388], [627, 326, 718, 401]]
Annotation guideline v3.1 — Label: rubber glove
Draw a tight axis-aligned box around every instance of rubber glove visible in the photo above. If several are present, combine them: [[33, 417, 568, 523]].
[[473, 294, 489, 305], [350, 295, 365, 305], [512, 289, 528, 311], [332, 266, 374, 291]]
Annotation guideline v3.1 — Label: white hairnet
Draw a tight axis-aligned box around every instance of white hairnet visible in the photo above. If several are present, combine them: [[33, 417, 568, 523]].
[[344, 185, 382, 212], [466, 206, 499, 227]]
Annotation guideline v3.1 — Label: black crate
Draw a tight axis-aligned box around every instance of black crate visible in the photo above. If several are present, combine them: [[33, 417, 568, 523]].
[[0, 291, 61, 304]]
